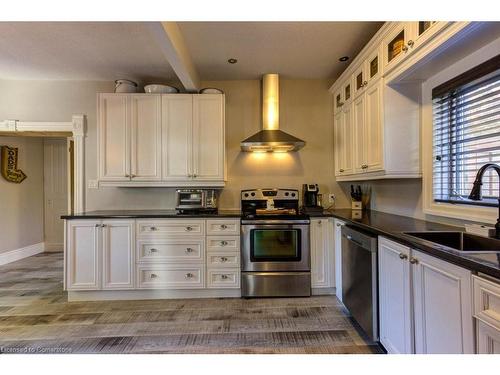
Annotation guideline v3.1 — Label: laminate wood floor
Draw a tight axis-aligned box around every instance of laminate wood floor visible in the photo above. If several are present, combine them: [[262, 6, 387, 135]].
[[0, 253, 383, 354]]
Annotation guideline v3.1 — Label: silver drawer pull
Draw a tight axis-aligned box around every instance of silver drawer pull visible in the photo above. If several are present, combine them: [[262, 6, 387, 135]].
[[220, 240, 228, 246], [221, 274, 229, 280], [150, 273, 158, 279], [149, 226, 158, 231], [220, 257, 228, 262], [220, 224, 228, 229], [185, 273, 194, 278], [399, 253, 408, 260], [186, 226, 193, 231], [186, 247, 194, 253], [149, 248, 158, 253]]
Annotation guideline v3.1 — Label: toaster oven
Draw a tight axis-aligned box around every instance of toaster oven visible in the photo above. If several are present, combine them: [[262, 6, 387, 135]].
[[175, 189, 218, 213]]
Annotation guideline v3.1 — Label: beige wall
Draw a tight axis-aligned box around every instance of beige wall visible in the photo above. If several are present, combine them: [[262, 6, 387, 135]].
[[0, 136, 44, 254], [0, 79, 351, 211]]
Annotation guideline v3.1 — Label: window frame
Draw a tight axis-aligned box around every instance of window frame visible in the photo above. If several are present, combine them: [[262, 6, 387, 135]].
[[422, 46, 500, 224]]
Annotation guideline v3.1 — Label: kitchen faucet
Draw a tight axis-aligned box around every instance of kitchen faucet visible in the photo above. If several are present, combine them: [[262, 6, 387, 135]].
[[468, 163, 500, 239]]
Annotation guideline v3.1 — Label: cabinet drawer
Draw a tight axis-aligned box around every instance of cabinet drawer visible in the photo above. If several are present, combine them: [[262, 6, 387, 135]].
[[137, 265, 204, 289], [207, 252, 240, 268], [207, 236, 240, 252], [137, 239, 204, 263], [207, 269, 240, 289], [137, 220, 205, 237], [206, 219, 240, 236], [473, 275, 500, 329]]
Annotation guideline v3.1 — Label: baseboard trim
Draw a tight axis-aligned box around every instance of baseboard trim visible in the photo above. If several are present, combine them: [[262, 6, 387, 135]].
[[67, 289, 242, 301], [0, 242, 45, 266], [44, 243, 63, 252], [312, 287, 336, 296]]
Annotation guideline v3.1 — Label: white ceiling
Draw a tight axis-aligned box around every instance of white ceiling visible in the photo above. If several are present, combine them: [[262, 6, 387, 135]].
[[0, 22, 176, 82], [178, 22, 383, 80], [0, 21, 382, 82]]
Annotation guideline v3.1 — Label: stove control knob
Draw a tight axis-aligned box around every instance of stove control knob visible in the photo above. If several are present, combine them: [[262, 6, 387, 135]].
[[291, 192, 296, 197], [251, 192, 255, 196], [285, 192, 289, 196], [244, 193, 249, 197]]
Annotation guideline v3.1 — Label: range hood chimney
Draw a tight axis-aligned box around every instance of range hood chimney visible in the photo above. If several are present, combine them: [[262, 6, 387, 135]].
[[240, 74, 306, 152]]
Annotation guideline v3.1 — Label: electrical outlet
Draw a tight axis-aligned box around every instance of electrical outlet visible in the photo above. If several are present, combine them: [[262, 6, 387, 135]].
[[88, 179, 98, 189], [328, 193, 336, 203]]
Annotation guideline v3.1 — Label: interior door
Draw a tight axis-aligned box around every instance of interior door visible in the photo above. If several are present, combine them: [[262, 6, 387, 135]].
[[162, 94, 193, 180], [130, 95, 162, 181], [98, 94, 130, 181], [192, 94, 224, 181], [378, 237, 413, 354], [44, 138, 68, 251]]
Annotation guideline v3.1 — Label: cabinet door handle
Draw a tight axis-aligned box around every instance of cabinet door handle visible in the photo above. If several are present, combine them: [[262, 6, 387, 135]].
[[150, 226, 158, 231], [186, 226, 193, 232], [125, 174, 130, 178], [402, 45, 409, 53], [336, 223, 341, 227], [399, 253, 408, 260], [407, 40, 414, 48], [220, 224, 228, 229], [94, 223, 100, 228], [363, 81, 368, 87], [185, 247, 194, 253], [130, 174, 136, 178], [220, 257, 228, 262], [220, 240, 228, 246], [149, 248, 158, 254], [221, 274, 229, 280], [339, 168, 345, 173], [150, 273, 158, 279], [101, 224, 106, 228], [409, 257, 418, 264], [193, 174, 197, 178], [185, 273, 194, 278]]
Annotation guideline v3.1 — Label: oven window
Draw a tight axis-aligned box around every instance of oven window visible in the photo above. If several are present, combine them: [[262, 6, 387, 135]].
[[250, 229, 301, 261]]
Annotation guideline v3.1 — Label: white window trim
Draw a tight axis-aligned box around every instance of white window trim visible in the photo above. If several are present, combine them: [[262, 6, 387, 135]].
[[422, 38, 500, 225]]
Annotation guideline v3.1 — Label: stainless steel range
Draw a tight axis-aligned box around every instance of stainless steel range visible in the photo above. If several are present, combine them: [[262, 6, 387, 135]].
[[240, 188, 311, 298]]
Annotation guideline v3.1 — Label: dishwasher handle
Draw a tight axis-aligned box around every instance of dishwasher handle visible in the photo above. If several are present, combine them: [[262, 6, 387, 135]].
[[345, 234, 364, 248], [341, 226, 377, 252]]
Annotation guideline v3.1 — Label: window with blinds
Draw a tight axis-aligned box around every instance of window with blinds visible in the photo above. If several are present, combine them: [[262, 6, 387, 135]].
[[432, 55, 500, 207]]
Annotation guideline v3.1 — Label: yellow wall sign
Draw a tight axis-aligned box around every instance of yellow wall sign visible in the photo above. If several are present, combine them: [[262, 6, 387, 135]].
[[1, 146, 27, 183]]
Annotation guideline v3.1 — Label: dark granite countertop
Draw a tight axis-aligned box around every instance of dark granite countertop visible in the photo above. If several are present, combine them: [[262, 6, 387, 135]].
[[325, 209, 500, 280], [61, 209, 242, 219]]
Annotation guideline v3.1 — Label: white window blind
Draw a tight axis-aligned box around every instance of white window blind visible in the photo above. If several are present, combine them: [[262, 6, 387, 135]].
[[432, 56, 500, 207]]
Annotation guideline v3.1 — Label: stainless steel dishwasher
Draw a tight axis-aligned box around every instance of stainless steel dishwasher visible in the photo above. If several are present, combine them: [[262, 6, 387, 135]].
[[341, 225, 378, 342]]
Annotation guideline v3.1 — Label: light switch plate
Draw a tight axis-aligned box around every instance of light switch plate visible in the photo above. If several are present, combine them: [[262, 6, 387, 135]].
[[88, 179, 98, 189]]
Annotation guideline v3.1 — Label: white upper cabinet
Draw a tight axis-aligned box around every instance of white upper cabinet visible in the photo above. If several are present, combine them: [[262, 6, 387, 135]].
[[98, 94, 130, 181], [192, 94, 225, 182], [98, 93, 226, 187], [130, 95, 162, 181], [333, 103, 353, 176], [162, 94, 193, 180]]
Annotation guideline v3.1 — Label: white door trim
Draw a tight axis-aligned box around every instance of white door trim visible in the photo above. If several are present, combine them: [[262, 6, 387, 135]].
[[0, 114, 86, 214]]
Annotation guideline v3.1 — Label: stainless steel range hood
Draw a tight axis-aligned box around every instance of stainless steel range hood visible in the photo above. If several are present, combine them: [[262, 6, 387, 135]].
[[241, 74, 305, 152]]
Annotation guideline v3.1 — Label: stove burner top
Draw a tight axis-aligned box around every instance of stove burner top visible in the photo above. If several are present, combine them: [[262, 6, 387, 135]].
[[241, 188, 308, 221]]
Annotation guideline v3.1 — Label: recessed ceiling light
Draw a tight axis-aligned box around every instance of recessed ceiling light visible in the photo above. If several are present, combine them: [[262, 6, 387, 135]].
[[228, 58, 238, 64], [339, 56, 349, 62]]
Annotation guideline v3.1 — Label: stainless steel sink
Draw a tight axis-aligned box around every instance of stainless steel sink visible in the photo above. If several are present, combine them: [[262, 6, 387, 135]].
[[403, 231, 500, 253]]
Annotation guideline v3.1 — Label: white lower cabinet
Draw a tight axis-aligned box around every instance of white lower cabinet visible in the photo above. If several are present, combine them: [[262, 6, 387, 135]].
[[66, 219, 134, 291], [102, 220, 135, 290], [333, 219, 345, 301], [66, 220, 100, 290], [378, 237, 412, 354], [310, 218, 334, 290], [472, 275, 500, 354], [378, 236, 474, 354]]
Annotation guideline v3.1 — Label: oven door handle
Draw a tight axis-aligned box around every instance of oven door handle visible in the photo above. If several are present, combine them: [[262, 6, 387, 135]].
[[241, 219, 310, 225]]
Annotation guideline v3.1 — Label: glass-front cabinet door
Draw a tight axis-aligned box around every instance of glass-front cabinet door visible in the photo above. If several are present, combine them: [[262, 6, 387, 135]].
[[412, 21, 449, 49], [383, 23, 412, 70], [353, 62, 366, 97], [334, 88, 343, 114], [366, 47, 381, 86]]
